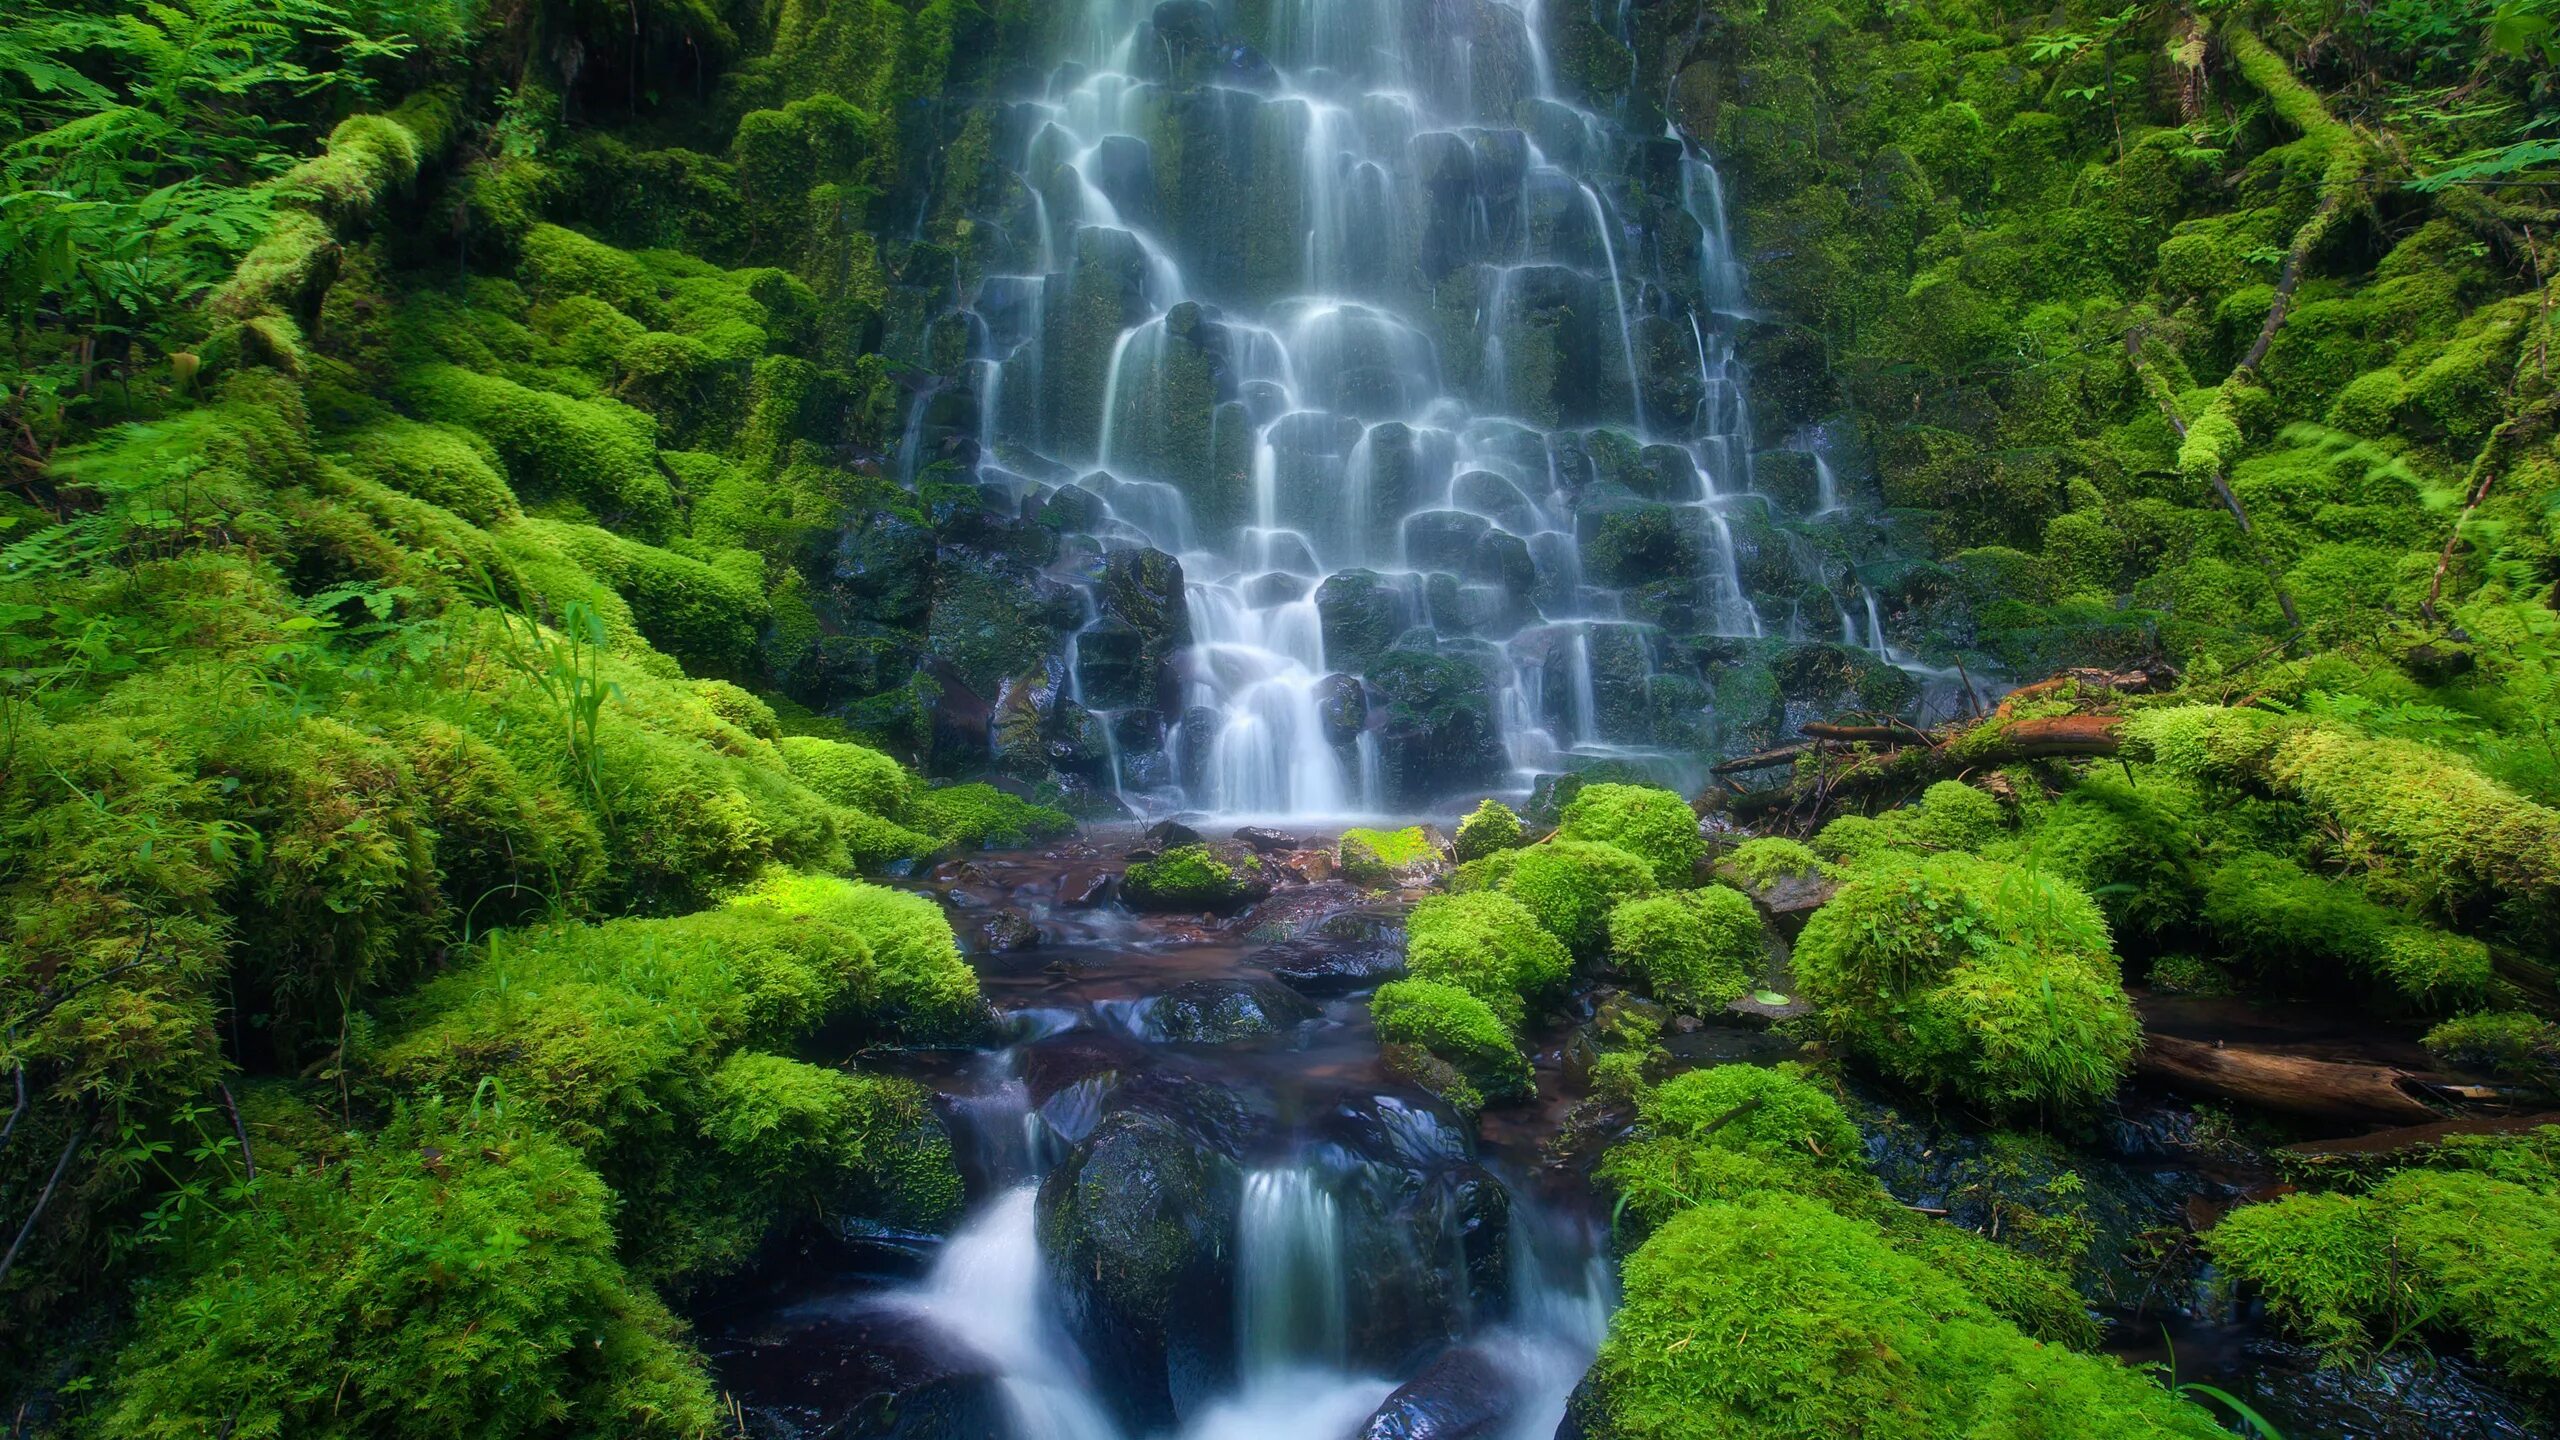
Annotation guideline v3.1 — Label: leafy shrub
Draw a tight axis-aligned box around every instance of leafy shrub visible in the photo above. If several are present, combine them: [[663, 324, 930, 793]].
[[1792, 853, 2138, 1115], [1497, 838, 1657, 953], [1370, 978, 1533, 1101], [1454, 798, 1525, 861], [1403, 890, 1573, 1025], [1607, 886, 1763, 1012], [1558, 783, 1704, 885]]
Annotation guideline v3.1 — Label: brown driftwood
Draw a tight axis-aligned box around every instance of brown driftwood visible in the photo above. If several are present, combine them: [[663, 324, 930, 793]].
[[2281, 1109, 2560, 1167], [2138, 1033, 2442, 1130], [1800, 721, 1936, 745]]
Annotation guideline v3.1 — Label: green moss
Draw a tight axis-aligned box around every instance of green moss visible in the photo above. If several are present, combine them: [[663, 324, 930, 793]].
[[1123, 842, 1260, 912], [2422, 1011, 2560, 1090], [1793, 853, 2138, 1115], [1557, 783, 1705, 887], [1454, 798, 1527, 861], [2211, 1167, 2560, 1386], [333, 417, 520, 526], [1496, 838, 1657, 954], [1403, 890, 1573, 1026], [397, 364, 674, 541], [1369, 978, 1533, 1101], [778, 733, 918, 816], [90, 1101, 719, 1439], [513, 517, 768, 674], [1994, 775, 2201, 940], [904, 782, 1071, 849], [1338, 824, 1440, 885], [1608, 886, 1764, 1012], [1725, 837, 1833, 888], [2201, 852, 2490, 1007], [1818, 781, 2010, 864], [1582, 1192, 2221, 1439]]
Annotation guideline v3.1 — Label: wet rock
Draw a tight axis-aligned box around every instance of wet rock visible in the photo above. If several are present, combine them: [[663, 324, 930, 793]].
[[1144, 818, 1204, 849], [1249, 939, 1404, 995], [1122, 840, 1273, 913], [1316, 569, 1408, 671], [1231, 880, 1371, 941], [1752, 448, 1821, 516], [1314, 671, 1369, 744], [714, 1306, 1005, 1440], [1283, 848, 1338, 883], [1038, 1109, 1242, 1432], [1336, 1159, 1511, 1369], [1367, 649, 1505, 804], [831, 513, 936, 627], [1231, 825, 1296, 852], [1402, 509, 1492, 573], [1092, 547, 1188, 707], [1058, 865, 1115, 907], [1242, 571, 1312, 608], [970, 910, 1042, 954], [1772, 639, 1918, 716], [1716, 855, 1836, 938], [1143, 978, 1319, 1042], [1351, 1345, 1519, 1439], [1073, 617, 1154, 709]]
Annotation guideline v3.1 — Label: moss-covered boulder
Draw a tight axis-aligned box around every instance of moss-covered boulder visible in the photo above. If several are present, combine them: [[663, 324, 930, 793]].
[[1121, 842, 1271, 913], [1403, 889, 1573, 1026], [1557, 782, 1704, 886], [1338, 824, 1448, 886], [1791, 854, 2138, 1117], [1453, 798, 1526, 862], [1608, 886, 1763, 1013], [1372, 978, 1535, 1108]]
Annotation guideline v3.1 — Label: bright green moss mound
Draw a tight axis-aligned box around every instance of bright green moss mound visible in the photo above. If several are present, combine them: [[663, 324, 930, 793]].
[[90, 1101, 720, 1439], [1122, 842, 1261, 912], [1339, 824, 1440, 884], [1495, 838, 1657, 954], [2424, 1011, 2560, 1090], [911, 782, 1074, 849], [779, 733, 920, 816], [2201, 851, 2491, 1006], [1608, 886, 1764, 1012], [1582, 1192, 2223, 1440], [1370, 978, 1534, 1102], [2210, 1165, 2560, 1386], [371, 872, 973, 1279], [1724, 836, 1833, 888], [1454, 798, 1526, 862], [1993, 775, 2200, 940], [1816, 781, 2008, 865], [1403, 889, 1573, 1026], [1792, 854, 2138, 1115], [1557, 783, 1704, 885]]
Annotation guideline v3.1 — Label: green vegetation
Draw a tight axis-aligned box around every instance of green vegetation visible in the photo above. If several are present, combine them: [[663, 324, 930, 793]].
[[1339, 824, 1441, 885], [1792, 854, 2140, 1116], [1607, 886, 1764, 1013], [1557, 782, 1706, 885], [1122, 843, 1262, 912], [1402, 890, 1573, 1027], [1453, 798, 1526, 861], [1583, 1066, 2218, 1437], [1490, 838, 1658, 954], [1372, 978, 1536, 1105], [2210, 1141, 2560, 1386]]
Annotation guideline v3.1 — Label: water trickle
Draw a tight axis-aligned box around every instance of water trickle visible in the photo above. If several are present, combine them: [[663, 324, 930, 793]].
[[890, 1189, 1126, 1440], [1237, 1167, 1350, 1378]]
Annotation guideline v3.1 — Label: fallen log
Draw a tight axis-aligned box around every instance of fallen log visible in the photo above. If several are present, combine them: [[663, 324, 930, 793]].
[[1710, 741, 1819, 775], [2138, 1032, 2442, 1130], [1800, 721, 1935, 745], [2280, 1109, 2560, 1167]]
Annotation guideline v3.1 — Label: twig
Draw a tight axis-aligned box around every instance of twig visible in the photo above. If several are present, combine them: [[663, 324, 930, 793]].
[[217, 1080, 256, 1184], [0, 1102, 94, 1290]]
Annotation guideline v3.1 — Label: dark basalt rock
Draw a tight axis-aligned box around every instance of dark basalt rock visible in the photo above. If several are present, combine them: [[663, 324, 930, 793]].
[[1315, 569, 1408, 671], [970, 909, 1042, 953], [1231, 824, 1296, 852], [715, 1306, 1006, 1440], [1249, 940, 1405, 994], [1144, 818, 1203, 849], [1037, 1108, 1243, 1433], [1350, 1345, 1520, 1440], [1140, 977, 1318, 1042]]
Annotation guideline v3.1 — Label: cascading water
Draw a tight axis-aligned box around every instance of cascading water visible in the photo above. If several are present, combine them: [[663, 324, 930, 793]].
[[946, 0, 1946, 821]]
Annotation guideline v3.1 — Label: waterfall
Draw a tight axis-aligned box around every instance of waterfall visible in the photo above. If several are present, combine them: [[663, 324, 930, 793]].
[[951, 0, 1881, 819], [889, 1189, 1126, 1440], [1236, 1167, 1349, 1377]]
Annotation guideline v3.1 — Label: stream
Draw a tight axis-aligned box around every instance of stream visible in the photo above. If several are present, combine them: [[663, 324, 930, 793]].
[[700, 826, 2554, 1440]]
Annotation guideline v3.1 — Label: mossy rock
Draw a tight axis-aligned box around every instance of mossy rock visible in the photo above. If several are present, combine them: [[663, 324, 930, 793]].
[[1121, 842, 1271, 913], [1338, 824, 1448, 886]]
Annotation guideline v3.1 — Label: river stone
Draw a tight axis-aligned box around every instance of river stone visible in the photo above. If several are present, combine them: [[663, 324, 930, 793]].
[[1248, 939, 1404, 995], [715, 1306, 1006, 1440], [1038, 1108, 1242, 1432], [1351, 1344, 1519, 1439], [1142, 978, 1318, 1042], [1366, 649, 1504, 804]]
